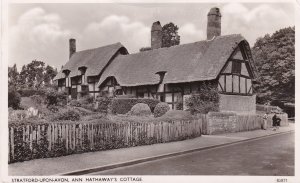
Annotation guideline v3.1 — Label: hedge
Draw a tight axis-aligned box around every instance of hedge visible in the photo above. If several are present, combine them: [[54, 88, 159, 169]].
[[8, 89, 21, 109], [154, 102, 170, 118], [109, 98, 160, 114], [18, 89, 46, 97]]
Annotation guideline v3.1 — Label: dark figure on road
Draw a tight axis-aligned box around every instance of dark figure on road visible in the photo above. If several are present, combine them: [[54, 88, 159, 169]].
[[272, 114, 281, 130], [262, 113, 268, 130]]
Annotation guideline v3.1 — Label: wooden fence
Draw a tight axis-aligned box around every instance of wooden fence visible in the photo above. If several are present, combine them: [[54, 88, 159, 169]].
[[8, 119, 202, 163]]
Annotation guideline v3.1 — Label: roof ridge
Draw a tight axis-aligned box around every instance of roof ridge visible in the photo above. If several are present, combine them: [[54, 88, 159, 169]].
[[126, 34, 243, 56], [74, 42, 123, 54]]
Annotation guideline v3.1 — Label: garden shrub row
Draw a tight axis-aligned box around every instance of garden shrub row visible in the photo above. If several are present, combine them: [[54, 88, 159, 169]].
[[109, 98, 160, 114], [18, 89, 46, 97], [95, 97, 160, 115], [154, 102, 170, 117]]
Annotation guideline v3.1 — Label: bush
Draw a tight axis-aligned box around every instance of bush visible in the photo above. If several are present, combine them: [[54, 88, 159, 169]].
[[47, 105, 59, 113], [8, 89, 21, 109], [70, 99, 81, 107], [75, 95, 94, 109], [30, 95, 44, 105], [18, 89, 45, 97], [45, 89, 67, 106], [52, 108, 80, 121], [81, 103, 94, 111], [185, 83, 219, 114], [129, 103, 152, 116], [154, 102, 170, 117], [109, 98, 160, 114], [157, 110, 195, 122], [96, 97, 112, 113]]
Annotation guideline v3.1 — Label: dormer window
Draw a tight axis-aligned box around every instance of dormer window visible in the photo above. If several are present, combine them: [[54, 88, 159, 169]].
[[156, 71, 167, 84], [156, 71, 167, 93], [62, 69, 71, 87], [78, 66, 87, 85]]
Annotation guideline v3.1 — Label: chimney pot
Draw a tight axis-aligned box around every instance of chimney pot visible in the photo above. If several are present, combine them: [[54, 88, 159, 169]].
[[207, 7, 222, 40], [69, 38, 76, 58], [151, 21, 162, 49]]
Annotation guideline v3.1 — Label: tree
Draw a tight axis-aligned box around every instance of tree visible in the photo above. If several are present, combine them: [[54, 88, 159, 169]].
[[8, 64, 19, 90], [44, 65, 58, 86], [139, 22, 180, 52], [16, 60, 58, 90], [252, 27, 295, 104], [162, 22, 180, 48], [8, 87, 21, 109]]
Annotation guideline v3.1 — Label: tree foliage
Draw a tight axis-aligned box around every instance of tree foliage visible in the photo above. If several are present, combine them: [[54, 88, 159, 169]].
[[9, 60, 58, 90], [139, 22, 180, 51], [8, 64, 19, 90], [252, 27, 295, 104], [8, 87, 21, 109], [162, 22, 180, 48], [185, 82, 219, 114]]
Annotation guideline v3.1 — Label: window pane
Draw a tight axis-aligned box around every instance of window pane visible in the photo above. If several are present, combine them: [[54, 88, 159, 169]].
[[174, 92, 182, 102], [165, 93, 173, 103], [232, 61, 241, 74]]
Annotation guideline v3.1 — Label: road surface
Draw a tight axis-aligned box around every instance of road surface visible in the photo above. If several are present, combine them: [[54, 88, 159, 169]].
[[90, 132, 294, 175]]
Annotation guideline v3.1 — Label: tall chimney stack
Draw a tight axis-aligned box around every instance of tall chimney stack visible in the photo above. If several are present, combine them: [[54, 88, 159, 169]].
[[207, 7, 222, 40], [151, 21, 162, 49], [69, 38, 76, 58]]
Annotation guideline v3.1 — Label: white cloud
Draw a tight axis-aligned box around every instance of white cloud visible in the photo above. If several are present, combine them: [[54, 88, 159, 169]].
[[82, 15, 150, 53], [179, 23, 205, 44], [9, 7, 71, 69], [222, 3, 294, 45]]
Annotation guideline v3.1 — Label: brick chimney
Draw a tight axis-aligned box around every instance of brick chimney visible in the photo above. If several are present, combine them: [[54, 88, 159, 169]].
[[69, 38, 76, 58], [151, 21, 162, 49], [207, 7, 222, 40]]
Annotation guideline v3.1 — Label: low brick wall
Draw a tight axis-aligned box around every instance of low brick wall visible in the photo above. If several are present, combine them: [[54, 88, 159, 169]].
[[219, 94, 256, 114], [202, 112, 288, 135]]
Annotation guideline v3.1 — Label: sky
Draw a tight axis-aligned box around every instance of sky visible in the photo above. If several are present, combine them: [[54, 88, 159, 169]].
[[8, 2, 295, 70]]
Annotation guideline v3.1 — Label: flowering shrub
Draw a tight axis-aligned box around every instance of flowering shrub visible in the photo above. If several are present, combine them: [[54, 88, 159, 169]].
[[154, 102, 170, 117], [52, 108, 80, 121], [185, 82, 219, 114], [129, 103, 152, 116], [45, 89, 67, 106], [110, 98, 159, 114]]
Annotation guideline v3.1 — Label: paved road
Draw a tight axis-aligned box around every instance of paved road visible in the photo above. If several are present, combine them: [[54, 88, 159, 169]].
[[90, 132, 294, 175]]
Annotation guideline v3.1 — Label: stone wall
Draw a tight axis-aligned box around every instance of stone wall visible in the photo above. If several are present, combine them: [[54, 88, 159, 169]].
[[219, 94, 256, 114], [203, 112, 289, 135]]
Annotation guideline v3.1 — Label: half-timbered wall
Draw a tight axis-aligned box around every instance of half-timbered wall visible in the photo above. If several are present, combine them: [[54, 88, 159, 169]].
[[107, 81, 217, 110], [218, 45, 254, 96], [99, 77, 124, 97], [87, 76, 100, 98]]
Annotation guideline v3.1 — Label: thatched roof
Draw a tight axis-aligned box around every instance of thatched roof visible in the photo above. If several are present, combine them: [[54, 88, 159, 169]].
[[97, 34, 250, 87], [54, 42, 126, 80]]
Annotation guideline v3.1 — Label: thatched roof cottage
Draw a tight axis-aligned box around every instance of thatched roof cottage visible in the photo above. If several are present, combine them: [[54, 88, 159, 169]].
[[54, 7, 257, 113]]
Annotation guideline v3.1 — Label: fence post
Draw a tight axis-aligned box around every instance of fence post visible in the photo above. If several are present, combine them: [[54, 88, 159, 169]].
[[10, 127, 14, 161]]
